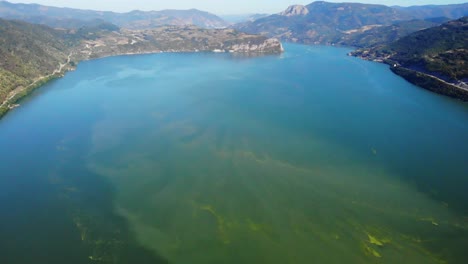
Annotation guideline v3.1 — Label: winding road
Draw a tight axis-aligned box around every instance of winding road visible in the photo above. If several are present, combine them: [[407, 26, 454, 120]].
[[0, 52, 73, 109]]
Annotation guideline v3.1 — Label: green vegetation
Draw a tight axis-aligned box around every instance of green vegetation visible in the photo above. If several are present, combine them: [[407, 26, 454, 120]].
[[389, 17, 468, 81], [353, 17, 468, 81], [0, 17, 281, 119], [0, 18, 74, 117], [351, 17, 468, 100], [0, 18, 121, 117], [339, 19, 440, 48]]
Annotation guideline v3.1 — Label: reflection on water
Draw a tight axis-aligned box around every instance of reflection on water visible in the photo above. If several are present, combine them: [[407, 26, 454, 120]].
[[0, 44, 467, 263]]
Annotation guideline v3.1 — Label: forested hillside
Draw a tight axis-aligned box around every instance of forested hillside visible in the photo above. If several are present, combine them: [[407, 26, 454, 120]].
[[351, 17, 468, 100], [0, 19, 73, 113], [338, 19, 441, 48], [353, 17, 468, 81]]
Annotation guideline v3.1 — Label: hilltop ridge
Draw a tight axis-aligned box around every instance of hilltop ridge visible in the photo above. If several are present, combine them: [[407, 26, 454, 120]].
[[234, 1, 468, 45], [0, 1, 229, 29]]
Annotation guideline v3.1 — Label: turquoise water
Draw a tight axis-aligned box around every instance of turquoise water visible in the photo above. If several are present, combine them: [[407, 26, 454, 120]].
[[0, 44, 467, 263]]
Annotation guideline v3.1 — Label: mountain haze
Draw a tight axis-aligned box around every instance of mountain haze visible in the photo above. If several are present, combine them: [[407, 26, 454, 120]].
[[235, 1, 412, 44], [221, 14, 270, 24], [0, 1, 229, 29], [395, 3, 468, 20], [234, 1, 468, 45]]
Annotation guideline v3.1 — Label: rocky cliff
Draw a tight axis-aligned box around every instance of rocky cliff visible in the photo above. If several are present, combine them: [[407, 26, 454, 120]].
[[279, 5, 309, 17], [229, 38, 284, 53], [76, 26, 283, 60]]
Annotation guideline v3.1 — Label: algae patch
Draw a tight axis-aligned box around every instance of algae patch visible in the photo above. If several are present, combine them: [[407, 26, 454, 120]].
[[368, 234, 386, 246], [198, 204, 231, 244], [362, 243, 382, 258], [362, 232, 391, 258], [420, 217, 439, 226]]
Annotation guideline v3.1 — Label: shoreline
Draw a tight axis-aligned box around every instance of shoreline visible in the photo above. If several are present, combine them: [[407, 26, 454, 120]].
[[390, 66, 468, 102], [3, 43, 464, 121], [0, 73, 65, 119], [0, 52, 74, 119], [349, 53, 468, 102], [0, 46, 284, 120]]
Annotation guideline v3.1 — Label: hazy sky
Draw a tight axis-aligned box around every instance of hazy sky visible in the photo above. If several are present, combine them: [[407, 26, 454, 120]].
[[5, 0, 468, 14]]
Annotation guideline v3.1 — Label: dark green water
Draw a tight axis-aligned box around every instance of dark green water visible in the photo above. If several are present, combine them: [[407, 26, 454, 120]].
[[1, 44, 467, 263]]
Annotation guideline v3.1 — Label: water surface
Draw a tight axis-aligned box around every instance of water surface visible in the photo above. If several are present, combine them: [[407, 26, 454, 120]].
[[1, 44, 467, 263]]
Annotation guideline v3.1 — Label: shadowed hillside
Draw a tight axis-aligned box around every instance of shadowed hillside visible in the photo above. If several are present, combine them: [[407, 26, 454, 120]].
[[351, 17, 468, 100]]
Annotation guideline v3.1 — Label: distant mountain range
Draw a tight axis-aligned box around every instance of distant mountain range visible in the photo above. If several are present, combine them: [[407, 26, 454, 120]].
[[234, 1, 468, 46], [393, 3, 468, 20], [0, 1, 229, 29], [221, 14, 270, 24]]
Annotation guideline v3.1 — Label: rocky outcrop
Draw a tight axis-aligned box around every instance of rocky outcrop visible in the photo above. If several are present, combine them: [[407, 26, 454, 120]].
[[280, 5, 309, 17], [228, 38, 284, 53], [76, 26, 283, 60]]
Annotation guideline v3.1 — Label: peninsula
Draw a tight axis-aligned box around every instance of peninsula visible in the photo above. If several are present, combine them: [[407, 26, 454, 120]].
[[0, 19, 282, 118]]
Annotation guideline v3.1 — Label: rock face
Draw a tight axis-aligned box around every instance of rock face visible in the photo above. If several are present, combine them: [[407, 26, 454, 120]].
[[229, 38, 284, 53], [77, 26, 284, 60], [279, 5, 309, 17]]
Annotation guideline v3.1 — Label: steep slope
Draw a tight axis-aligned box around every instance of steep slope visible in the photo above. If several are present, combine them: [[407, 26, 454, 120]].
[[390, 18, 467, 79], [279, 5, 310, 16], [338, 19, 440, 48], [0, 1, 229, 29], [0, 19, 73, 111], [352, 17, 468, 100]]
